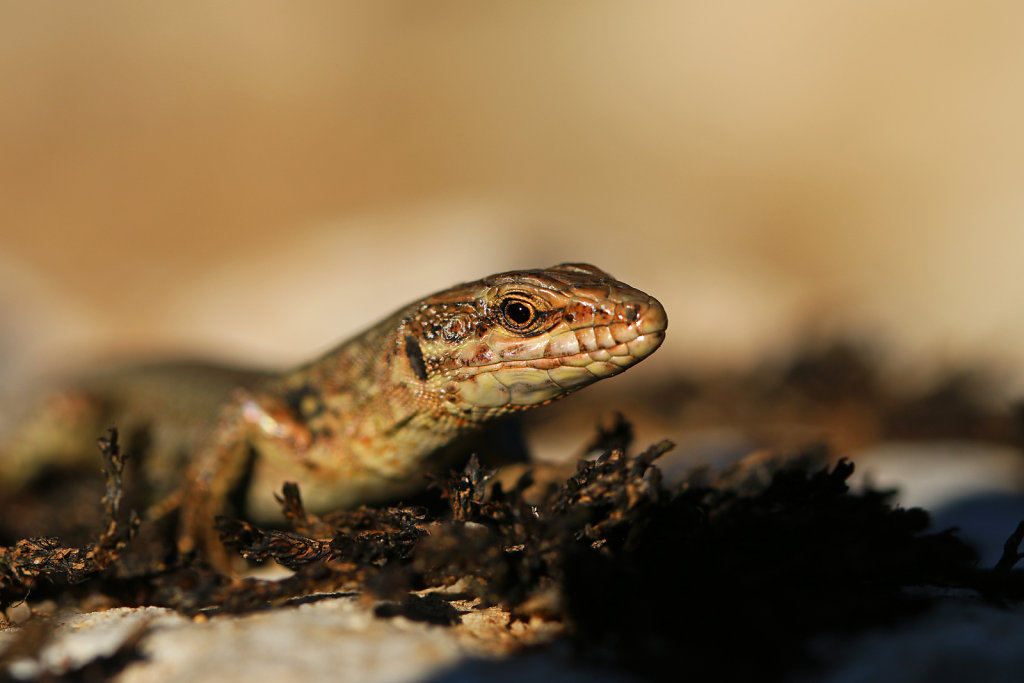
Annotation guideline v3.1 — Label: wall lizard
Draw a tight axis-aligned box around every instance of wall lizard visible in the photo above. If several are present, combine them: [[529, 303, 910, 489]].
[[1, 263, 667, 561]]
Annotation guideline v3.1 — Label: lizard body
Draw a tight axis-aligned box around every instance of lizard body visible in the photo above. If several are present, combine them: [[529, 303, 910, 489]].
[[2, 264, 667, 558]]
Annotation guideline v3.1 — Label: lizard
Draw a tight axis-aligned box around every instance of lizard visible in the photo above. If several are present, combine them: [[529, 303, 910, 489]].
[[1, 263, 667, 562]]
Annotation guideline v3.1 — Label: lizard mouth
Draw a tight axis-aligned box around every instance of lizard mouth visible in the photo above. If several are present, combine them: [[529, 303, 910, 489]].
[[465, 330, 665, 376]]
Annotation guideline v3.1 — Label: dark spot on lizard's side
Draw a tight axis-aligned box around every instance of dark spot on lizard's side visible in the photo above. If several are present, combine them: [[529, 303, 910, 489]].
[[405, 335, 429, 381], [284, 384, 324, 420]]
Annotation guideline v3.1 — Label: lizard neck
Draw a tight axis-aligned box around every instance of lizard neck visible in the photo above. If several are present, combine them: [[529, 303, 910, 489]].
[[267, 309, 455, 475]]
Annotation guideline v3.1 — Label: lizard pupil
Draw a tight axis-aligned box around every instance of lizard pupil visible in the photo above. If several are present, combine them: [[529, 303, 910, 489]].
[[502, 300, 533, 326]]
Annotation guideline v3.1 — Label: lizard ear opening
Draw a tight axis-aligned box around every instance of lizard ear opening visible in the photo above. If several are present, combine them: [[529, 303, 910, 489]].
[[404, 335, 429, 381]]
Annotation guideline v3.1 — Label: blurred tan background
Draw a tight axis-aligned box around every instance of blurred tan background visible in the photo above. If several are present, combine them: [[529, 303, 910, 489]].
[[2, 1, 1023, 396]]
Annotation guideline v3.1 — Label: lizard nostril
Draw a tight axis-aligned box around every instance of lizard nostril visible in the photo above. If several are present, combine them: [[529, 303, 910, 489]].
[[623, 305, 639, 323]]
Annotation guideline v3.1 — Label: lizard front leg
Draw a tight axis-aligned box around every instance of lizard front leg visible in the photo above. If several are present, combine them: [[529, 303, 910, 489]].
[[176, 389, 312, 570]]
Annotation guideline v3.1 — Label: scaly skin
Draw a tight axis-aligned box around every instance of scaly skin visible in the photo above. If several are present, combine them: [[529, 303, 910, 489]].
[[3, 264, 667, 560]]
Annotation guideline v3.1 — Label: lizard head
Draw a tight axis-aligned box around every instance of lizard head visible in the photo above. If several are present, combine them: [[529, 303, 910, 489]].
[[398, 263, 667, 422]]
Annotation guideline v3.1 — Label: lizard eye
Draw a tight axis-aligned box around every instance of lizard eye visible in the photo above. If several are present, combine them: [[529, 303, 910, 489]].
[[501, 298, 535, 329]]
